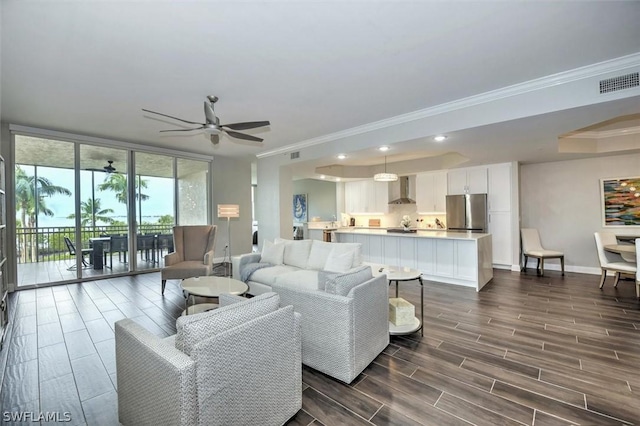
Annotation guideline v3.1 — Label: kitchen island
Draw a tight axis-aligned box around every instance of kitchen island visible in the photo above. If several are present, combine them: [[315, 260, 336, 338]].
[[335, 228, 493, 291]]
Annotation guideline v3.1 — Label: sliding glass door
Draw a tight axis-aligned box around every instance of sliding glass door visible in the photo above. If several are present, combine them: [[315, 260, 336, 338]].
[[15, 136, 76, 286], [12, 132, 211, 288], [80, 145, 130, 277]]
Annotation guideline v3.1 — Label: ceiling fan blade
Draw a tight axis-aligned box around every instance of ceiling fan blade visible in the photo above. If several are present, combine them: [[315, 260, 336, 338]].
[[85, 168, 106, 172], [159, 126, 205, 132], [204, 101, 216, 124], [225, 130, 264, 142], [142, 108, 204, 125], [210, 134, 220, 145], [221, 121, 270, 131]]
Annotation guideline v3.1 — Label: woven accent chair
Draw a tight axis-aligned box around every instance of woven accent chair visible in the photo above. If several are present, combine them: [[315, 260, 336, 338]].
[[116, 292, 302, 426], [161, 225, 217, 295], [520, 228, 564, 276], [594, 232, 636, 289], [271, 273, 389, 384]]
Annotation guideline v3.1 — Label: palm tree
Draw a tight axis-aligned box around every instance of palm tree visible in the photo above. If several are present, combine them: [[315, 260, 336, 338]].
[[15, 166, 72, 262], [67, 198, 115, 227], [98, 173, 149, 204], [98, 173, 150, 228]]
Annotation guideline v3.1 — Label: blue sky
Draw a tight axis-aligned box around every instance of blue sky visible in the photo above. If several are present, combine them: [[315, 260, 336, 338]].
[[18, 165, 174, 227]]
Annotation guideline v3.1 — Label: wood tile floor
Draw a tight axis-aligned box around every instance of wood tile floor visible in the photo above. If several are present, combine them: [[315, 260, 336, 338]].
[[1, 269, 639, 425]]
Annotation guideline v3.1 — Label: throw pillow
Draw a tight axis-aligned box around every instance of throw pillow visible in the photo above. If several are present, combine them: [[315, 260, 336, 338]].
[[324, 248, 354, 273], [261, 240, 285, 265], [275, 238, 313, 269], [306, 240, 335, 271], [325, 265, 373, 297], [175, 292, 280, 355]]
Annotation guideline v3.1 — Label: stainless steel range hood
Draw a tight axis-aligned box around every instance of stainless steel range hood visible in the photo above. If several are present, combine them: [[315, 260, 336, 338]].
[[389, 176, 416, 204]]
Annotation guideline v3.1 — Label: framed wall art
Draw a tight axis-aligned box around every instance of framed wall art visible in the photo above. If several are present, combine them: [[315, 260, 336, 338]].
[[601, 176, 640, 227], [293, 193, 308, 223]]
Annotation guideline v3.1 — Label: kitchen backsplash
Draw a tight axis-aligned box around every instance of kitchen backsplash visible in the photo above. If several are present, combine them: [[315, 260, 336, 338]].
[[347, 204, 446, 229]]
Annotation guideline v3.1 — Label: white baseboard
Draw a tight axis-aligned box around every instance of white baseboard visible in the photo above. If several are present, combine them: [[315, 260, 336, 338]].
[[521, 260, 602, 276]]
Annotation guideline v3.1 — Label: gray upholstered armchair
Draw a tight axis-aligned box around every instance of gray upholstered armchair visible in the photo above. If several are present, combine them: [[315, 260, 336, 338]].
[[161, 225, 217, 295], [115, 292, 302, 426]]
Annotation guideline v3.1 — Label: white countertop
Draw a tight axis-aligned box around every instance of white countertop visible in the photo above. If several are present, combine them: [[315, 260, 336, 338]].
[[334, 228, 490, 240]]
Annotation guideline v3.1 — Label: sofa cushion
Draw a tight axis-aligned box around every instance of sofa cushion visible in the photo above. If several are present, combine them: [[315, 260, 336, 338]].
[[330, 242, 362, 269], [261, 240, 285, 265], [307, 240, 335, 270], [324, 249, 355, 273], [274, 270, 319, 291], [249, 265, 299, 286], [175, 292, 280, 355], [325, 265, 373, 297], [274, 238, 313, 269]]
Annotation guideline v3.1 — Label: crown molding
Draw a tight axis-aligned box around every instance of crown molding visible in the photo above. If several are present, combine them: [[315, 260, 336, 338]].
[[563, 125, 640, 139], [257, 52, 640, 159]]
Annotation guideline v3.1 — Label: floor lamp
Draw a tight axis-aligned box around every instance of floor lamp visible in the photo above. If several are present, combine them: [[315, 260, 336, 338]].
[[217, 204, 239, 276]]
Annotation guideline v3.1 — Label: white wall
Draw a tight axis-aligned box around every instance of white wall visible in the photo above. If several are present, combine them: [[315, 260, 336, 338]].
[[212, 156, 253, 258], [520, 153, 640, 273], [292, 179, 337, 221]]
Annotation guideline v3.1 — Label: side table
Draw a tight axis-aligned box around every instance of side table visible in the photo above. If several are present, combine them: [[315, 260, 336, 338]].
[[370, 264, 424, 336]]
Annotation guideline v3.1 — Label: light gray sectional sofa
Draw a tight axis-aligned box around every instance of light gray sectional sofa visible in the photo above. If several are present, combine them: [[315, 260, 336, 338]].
[[233, 238, 389, 383]]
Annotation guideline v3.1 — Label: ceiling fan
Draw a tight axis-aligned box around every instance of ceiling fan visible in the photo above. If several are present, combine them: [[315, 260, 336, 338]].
[[142, 95, 270, 146], [86, 160, 117, 174]]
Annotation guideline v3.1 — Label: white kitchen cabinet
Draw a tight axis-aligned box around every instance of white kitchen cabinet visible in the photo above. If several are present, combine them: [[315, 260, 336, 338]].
[[488, 211, 512, 266], [344, 180, 388, 214], [415, 171, 447, 213], [447, 166, 488, 195], [307, 229, 323, 241], [487, 163, 512, 212], [335, 230, 494, 290]]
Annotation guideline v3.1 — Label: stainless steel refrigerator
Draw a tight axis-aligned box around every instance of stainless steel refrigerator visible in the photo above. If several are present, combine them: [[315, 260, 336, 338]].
[[445, 194, 488, 232]]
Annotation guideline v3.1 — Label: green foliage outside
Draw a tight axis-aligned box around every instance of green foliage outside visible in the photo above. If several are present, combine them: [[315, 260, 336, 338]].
[[15, 166, 176, 264]]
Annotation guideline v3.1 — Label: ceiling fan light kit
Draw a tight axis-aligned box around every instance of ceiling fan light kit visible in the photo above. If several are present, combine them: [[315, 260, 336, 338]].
[[142, 95, 270, 146]]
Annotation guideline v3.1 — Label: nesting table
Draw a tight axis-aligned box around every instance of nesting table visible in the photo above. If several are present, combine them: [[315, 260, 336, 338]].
[[180, 276, 248, 315], [370, 264, 424, 336]]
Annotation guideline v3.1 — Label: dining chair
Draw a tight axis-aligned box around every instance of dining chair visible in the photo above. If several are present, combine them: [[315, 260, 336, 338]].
[[593, 232, 637, 289], [105, 235, 129, 269], [520, 228, 564, 276], [64, 237, 93, 270]]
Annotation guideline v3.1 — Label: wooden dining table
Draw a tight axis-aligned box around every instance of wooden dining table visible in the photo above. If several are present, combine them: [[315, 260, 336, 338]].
[[604, 244, 636, 263]]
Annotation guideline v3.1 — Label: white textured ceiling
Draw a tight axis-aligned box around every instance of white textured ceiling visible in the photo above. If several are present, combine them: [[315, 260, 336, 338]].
[[2, 1, 640, 171]]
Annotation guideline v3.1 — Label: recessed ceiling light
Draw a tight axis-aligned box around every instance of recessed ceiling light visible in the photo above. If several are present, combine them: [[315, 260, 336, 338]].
[[336, 177, 341, 182], [378, 146, 390, 152], [434, 135, 447, 142], [320, 175, 326, 179], [337, 154, 347, 160]]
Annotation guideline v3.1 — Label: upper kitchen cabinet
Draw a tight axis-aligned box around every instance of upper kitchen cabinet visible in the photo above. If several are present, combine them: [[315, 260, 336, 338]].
[[345, 180, 389, 214], [487, 162, 512, 212], [416, 171, 447, 213], [447, 166, 488, 195]]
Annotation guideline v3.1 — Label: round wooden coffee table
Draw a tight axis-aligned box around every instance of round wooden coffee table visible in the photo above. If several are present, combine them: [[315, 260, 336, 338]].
[[180, 276, 249, 315]]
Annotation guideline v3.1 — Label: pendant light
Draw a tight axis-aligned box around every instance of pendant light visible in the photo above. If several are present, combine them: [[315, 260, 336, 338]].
[[374, 156, 398, 182]]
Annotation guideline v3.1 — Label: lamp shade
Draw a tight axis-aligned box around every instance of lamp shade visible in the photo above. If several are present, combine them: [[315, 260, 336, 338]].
[[217, 204, 240, 218]]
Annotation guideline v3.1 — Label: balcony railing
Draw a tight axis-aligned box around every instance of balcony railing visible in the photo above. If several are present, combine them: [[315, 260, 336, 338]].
[[16, 225, 174, 264]]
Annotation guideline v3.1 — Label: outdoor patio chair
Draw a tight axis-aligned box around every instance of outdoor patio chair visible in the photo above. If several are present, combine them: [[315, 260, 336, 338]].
[[64, 237, 93, 270]]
